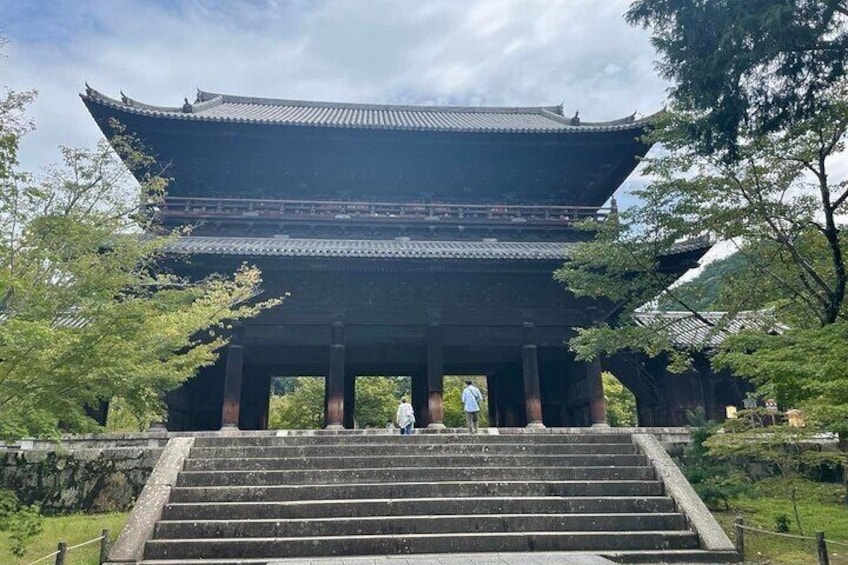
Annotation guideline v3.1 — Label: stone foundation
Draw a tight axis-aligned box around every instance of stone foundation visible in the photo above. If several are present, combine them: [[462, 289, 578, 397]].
[[0, 446, 162, 514]]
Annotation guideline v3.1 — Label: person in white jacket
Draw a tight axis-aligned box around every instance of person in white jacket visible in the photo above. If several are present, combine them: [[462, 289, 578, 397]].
[[396, 397, 415, 435]]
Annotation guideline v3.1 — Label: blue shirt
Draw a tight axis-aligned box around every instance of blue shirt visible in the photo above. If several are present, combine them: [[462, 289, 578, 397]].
[[461, 385, 483, 412]]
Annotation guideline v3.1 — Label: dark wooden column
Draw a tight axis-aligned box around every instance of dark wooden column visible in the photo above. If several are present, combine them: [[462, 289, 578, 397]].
[[522, 322, 544, 428], [486, 373, 499, 427], [427, 321, 445, 428], [412, 371, 429, 428], [258, 371, 272, 430], [587, 358, 608, 426], [343, 371, 355, 429], [221, 343, 244, 429], [495, 365, 524, 427], [325, 321, 345, 430]]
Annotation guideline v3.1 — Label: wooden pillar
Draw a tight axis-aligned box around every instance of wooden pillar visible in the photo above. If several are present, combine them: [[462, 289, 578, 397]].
[[326, 321, 345, 430], [258, 371, 272, 430], [587, 357, 608, 426], [486, 373, 499, 427], [522, 322, 544, 428], [221, 343, 244, 429], [497, 366, 524, 427], [343, 372, 355, 429], [412, 371, 429, 427], [427, 321, 445, 428]]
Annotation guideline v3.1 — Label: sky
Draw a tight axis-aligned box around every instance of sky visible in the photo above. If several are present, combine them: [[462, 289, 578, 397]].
[[1, 0, 667, 178], [3, 0, 730, 267]]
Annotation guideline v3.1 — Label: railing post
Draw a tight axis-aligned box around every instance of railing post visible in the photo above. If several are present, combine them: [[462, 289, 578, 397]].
[[734, 516, 744, 558], [100, 529, 111, 564], [55, 541, 67, 565], [816, 531, 830, 565]]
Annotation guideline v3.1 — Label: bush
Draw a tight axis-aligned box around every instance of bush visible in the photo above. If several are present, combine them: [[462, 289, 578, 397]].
[[0, 489, 42, 557]]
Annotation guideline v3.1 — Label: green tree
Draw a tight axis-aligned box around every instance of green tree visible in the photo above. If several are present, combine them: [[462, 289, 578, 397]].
[[655, 253, 751, 311], [354, 377, 406, 428], [602, 372, 637, 427], [0, 78, 280, 439], [626, 0, 848, 158], [556, 4, 848, 439], [443, 377, 488, 428], [678, 410, 751, 511], [269, 377, 325, 429]]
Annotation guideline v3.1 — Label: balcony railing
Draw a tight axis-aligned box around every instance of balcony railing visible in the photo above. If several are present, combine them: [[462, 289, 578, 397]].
[[156, 196, 609, 226]]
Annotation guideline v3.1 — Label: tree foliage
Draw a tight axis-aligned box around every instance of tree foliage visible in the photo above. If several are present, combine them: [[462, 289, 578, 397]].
[[355, 377, 407, 429], [627, 0, 848, 158], [0, 489, 41, 557], [269, 377, 325, 429], [603, 372, 638, 427], [0, 79, 280, 439], [557, 2, 848, 438], [655, 252, 751, 311], [443, 377, 488, 428]]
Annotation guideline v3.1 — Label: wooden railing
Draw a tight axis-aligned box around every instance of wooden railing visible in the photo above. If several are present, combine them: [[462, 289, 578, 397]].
[[156, 196, 609, 225]]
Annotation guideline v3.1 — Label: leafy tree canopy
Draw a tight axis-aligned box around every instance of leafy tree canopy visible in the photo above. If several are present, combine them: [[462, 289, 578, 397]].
[[557, 2, 848, 436], [627, 0, 848, 158], [0, 77, 280, 439]]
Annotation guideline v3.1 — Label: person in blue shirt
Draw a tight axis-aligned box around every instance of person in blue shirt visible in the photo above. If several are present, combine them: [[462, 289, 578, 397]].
[[460, 380, 483, 434]]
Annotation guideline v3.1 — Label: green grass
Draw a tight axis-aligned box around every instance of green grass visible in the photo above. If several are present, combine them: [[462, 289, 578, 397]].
[[713, 478, 848, 565], [1, 512, 128, 565]]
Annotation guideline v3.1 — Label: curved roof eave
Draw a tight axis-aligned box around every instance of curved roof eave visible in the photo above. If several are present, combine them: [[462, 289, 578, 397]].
[[81, 85, 659, 135]]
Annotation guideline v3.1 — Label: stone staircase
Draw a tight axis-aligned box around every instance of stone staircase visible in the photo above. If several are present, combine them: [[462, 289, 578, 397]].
[[135, 432, 739, 564]]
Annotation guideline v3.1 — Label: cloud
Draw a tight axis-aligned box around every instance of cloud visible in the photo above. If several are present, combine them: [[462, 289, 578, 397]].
[[1, 0, 668, 175]]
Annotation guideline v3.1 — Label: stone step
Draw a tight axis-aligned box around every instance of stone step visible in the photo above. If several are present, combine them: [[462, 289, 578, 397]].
[[170, 479, 666, 503], [161, 496, 676, 520], [143, 531, 701, 560], [138, 549, 740, 565], [182, 453, 648, 471], [154, 512, 688, 538], [188, 442, 639, 459], [176, 465, 656, 487], [602, 548, 742, 563], [192, 433, 635, 448]]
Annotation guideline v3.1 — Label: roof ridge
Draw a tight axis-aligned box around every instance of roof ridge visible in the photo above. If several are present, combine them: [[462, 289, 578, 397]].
[[199, 90, 561, 115]]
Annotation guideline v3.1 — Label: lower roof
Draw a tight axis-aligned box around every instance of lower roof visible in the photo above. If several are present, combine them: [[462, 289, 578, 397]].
[[165, 235, 712, 261], [167, 236, 574, 260], [165, 236, 574, 260]]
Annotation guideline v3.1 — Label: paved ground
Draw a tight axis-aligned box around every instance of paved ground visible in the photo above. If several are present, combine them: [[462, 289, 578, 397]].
[[269, 553, 616, 564]]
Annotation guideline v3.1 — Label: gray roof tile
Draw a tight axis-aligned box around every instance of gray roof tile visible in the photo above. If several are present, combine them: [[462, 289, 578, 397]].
[[634, 310, 782, 348], [82, 87, 653, 134], [165, 237, 574, 260]]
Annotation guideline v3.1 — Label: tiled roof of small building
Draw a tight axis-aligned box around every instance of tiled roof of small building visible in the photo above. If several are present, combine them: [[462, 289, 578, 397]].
[[81, 86, 653, 134], [165, 236, 575, 260], [634, 310, 781, 348]]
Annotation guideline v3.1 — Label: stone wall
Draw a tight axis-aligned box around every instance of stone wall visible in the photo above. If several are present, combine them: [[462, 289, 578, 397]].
[[0, 447, 162, 514]]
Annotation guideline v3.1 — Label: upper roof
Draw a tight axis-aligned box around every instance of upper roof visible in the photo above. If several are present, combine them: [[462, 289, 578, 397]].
[[81, 86, 654, 134]]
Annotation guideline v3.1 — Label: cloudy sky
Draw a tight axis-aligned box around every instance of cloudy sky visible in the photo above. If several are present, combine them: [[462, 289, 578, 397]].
[[2, 0, 668, 180]]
